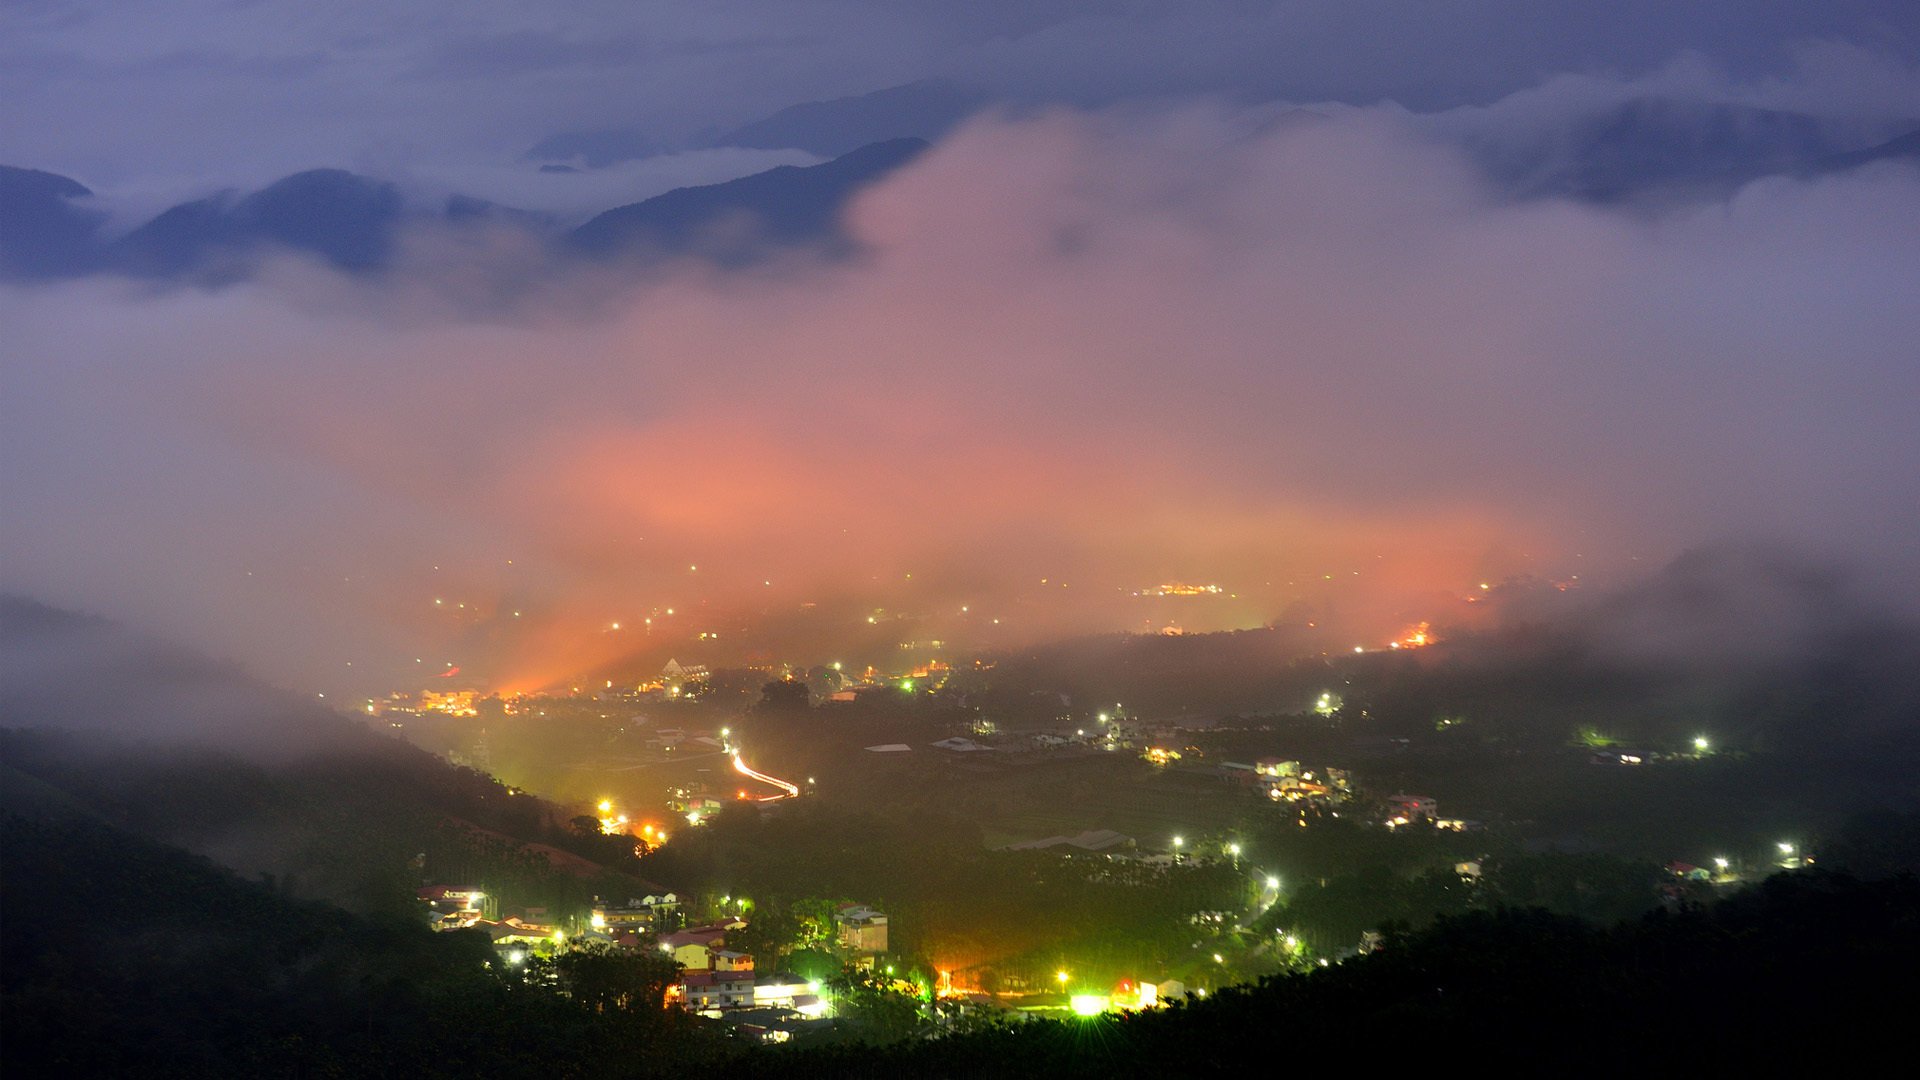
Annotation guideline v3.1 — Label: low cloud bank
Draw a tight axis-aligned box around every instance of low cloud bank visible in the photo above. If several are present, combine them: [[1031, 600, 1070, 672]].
[[3, 92, 1916, 696]]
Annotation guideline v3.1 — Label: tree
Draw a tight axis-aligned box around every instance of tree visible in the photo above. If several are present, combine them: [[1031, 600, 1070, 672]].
[[545, 944, 682, 1018], [755, 678, 812, 714], [727, 901, 800, 964], [828, 965, 925, 1043]]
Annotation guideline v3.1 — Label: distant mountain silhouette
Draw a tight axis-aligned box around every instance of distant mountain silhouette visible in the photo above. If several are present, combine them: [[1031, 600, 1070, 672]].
[[110, 168, 407, 279], [1468, 97, 1863, 203], [568, 137, 929, 261], [0, 165, 107, 279], [716, 81, 986, 157], [104, 170, 547, 281], [522, 127, 660, 169], [1803, 127, 1920, 176], [442, 193, 550, 230]]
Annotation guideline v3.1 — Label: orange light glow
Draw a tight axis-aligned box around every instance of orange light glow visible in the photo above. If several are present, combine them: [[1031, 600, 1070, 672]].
[[1389, 621, 1435, 650]]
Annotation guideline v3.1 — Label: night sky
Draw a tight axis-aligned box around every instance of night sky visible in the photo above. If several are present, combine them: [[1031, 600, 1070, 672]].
[[3, 2, 1918, 695]]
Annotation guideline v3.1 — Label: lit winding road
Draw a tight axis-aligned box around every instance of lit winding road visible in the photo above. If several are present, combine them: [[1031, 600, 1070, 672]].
[[730, 751, 799, 801]]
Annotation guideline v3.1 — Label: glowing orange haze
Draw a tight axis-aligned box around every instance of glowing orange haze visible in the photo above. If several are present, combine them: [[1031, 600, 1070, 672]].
[[32, 102, 1914, 695]]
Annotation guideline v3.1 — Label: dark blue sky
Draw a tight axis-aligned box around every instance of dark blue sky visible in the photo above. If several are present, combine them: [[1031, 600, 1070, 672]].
[[4, 1, 1915, 190]]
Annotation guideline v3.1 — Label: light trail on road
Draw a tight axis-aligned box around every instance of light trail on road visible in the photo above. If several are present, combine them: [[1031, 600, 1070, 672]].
[[731, 751, 800, 801]]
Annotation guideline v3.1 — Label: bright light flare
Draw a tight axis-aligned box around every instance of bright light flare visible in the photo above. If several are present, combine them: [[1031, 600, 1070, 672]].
[[1070, 994, 1110, 1017]]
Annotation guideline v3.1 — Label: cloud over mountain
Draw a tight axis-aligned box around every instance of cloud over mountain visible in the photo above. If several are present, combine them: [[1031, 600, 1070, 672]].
[[4, 94, 1916, 696]]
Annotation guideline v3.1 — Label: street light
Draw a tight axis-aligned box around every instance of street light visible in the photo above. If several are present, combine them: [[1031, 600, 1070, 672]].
[[1172, 835, 1185, 850], [1265, 875, 1280, 890], [1693, 735, 1710, 753], [1055, 970, 1070, 986]]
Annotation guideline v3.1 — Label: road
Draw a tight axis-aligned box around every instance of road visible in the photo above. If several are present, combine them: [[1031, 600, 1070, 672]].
[[731, 751, 800, 801]]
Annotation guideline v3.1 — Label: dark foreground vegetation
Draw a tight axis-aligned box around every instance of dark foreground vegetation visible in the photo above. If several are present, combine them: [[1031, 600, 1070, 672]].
[[776, 868, 1920, 1076], [7, 804, 1918, 1077], [0, 813, 725, 1077]]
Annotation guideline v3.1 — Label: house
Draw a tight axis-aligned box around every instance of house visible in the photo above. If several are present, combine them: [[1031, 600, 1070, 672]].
[[679, 968, 757, 1012], [1268, 777, 1332, 801], [725, 1007, 834, 1041], [1386, 794, 1438, 821], [478, 918, 557, 946], [1219, 762, 1263, 787], [659, 924, 732, 970], [930, 737, 991, 752], [1138, 979, 1188, 1006], [418, 885, 485, 908], [1255, 758, 1300, 777], [834, 904, 889, 955], [592, 893, 678, 932], [712, 949, 754, 973], [418, 885, 485, 929], [753, 972, 820, 1010], [661, 659, 710, 684]]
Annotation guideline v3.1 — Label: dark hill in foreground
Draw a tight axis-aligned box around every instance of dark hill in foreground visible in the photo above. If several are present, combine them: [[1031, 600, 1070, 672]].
[[0, 813, 718, 1078], [760, 869, 1920, 1077], [0, 596, 664, 920]]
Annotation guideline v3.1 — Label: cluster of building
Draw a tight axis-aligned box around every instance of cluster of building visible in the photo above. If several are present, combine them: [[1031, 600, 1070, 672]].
[[1381, 793, 1482, 832], [1218, 758, 1354, 805], [659, 902, 891, 1039], [420, 887, 688, 950], [590, 893, 683, 938], [421, 884, 897, 1038], [368, 688, 482, 720]]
